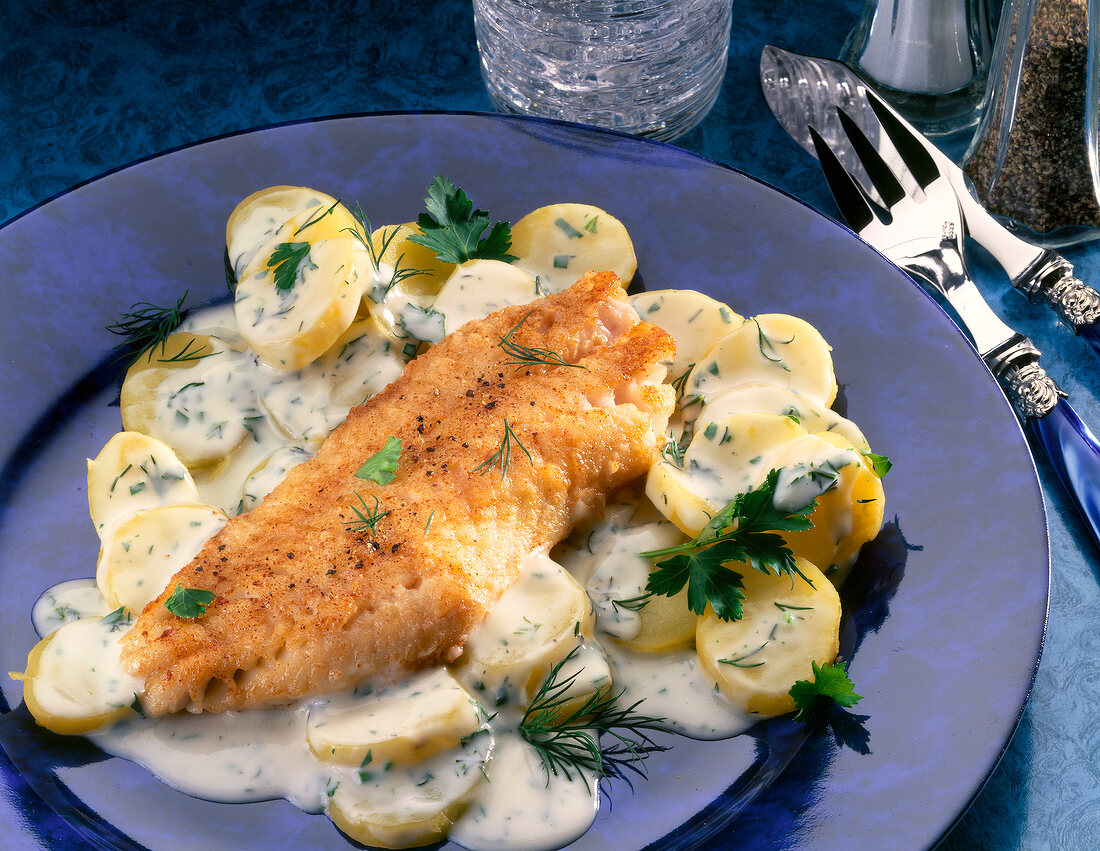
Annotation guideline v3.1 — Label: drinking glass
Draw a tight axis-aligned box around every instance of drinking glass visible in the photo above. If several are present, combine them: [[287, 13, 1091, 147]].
[[472, 0, 733, 142]]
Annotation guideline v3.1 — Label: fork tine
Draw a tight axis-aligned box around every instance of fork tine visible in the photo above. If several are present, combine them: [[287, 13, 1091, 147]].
[[865, 89, 939, 188], [809, 125, 875, 232], [835, 107, 906, 208]]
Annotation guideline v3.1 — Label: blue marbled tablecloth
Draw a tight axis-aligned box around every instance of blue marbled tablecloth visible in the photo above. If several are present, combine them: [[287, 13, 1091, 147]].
[[2, 1, 1097, 847]]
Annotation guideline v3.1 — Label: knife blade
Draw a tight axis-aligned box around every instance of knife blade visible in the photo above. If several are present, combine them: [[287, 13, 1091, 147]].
[[760, 44, 1100, 350]]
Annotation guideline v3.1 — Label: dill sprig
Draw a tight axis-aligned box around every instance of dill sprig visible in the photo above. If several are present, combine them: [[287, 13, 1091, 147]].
[[470, 418, 532, 477], [345, 203, 428, 294], [498, 311, 587, 371], [155, 337, 213, 364], [343, 492, 390, 536], [519, 645, 669, 787], [659, 430, 688, 467], [670, 363, 694, 398], [105, 290, 188, 365], [752, 317, 794, 370], [294, 198, 339, 236]]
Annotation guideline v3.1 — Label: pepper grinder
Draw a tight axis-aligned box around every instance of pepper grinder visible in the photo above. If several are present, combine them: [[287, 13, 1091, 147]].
[[963, 0, 1100, 247], [841, 0, 995, 136]]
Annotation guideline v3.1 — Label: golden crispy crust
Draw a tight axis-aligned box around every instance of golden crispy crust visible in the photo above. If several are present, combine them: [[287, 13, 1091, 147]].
[[121, 271, 675, 714]]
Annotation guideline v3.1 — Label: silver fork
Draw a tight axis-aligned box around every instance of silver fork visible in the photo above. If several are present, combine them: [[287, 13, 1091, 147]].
[[810, 90, 1100, 550]]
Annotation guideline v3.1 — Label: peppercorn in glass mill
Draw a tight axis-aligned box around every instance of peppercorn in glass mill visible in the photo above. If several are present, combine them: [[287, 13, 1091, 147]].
[[963, 0, 1100, 247]]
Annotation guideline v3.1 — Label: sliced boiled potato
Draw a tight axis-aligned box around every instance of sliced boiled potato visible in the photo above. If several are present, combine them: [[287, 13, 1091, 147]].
[[522, 641, 614, 725], [699, 383, 869, 452], [259, 316, 406, 444], [13, 615, 142, 735], [87, 431, 199, 536], [697, 557, 841, 717], [625, 586, 697, 653], [452, 554, 593, 706], [629, 289, 743, 383], [120, 332, 257, 468], [680, 412, 809, 513], [768, 432, 886, 586], [690, 314, 837, 406], [510, 203, 636, 292], [327, 729, 491, 850], [645, 461, 716, 537], [362, 275, 439, 352], [234, 201, 366, 371], [429, 259, 540, 338], [240, 445, 314, 513], [226, 185, 341, 280], [307, 669, 482, 767], [97, 503, 227, 612], [364, 222, 456, 302], [580, 521, 696, 651]]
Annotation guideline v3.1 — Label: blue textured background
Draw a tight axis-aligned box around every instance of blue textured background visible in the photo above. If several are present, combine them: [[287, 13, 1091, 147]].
[[1, 1, 1098, 848]]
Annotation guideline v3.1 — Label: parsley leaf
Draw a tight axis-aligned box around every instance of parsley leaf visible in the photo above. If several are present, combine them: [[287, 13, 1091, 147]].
[[862, 451, 893, 478], [646, 547, 748, 620], [355, 436, 402, 484], [408, 176, 518, 264], [635, 470, 816, 621], [789, 660, 862, 721], [266, 241, 311, 293], [164, 584, 216, 618]]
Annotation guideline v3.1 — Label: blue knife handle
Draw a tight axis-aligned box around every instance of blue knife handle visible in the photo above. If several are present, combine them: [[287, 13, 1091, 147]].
[[1028, 398, 1100, 550], [1077, 322, 1100, 361]]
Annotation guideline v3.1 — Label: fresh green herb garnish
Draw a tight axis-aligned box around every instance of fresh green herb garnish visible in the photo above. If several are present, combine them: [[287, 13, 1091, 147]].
[[752, 317, 794, 369], [862, 451, 893, 478], [102, 606, 131, 632], [345, 204, 428, 294], [554, 217, 584, 239], [470, 418, 533, 477], [629, 470, 816, 622], [718, 640, 770, 668], [164, 584, 216, 618], [294, 199, 339, 236], [498, 311, 587, 371], [355, 436, 402, 484], [344, 493, 391, 536], [156, 337, 213, 364], [789, 660, 862, 721], [106, 290, 188, 364], [408, 176, 517, 264], [659, 430, 688, 467], [266, 241, 311, 293], [670, 364, 695, 399], [519, 645, 668, 785]]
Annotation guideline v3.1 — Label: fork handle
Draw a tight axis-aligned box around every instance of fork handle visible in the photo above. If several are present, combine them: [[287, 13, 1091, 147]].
[[1078, 323, 1100, 361], [990, 347, 1100, 549], [1027, 398, 1100, 552], [1013, 253, 1100, 344]]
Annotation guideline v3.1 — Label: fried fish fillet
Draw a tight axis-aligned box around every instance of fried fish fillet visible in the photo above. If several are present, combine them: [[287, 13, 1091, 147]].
[[121, 271, 675, 715]]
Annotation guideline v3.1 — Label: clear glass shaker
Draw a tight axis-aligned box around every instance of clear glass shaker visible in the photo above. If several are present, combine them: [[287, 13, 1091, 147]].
[[962, 0, 1100, 247], [841, 0, 995, 135]]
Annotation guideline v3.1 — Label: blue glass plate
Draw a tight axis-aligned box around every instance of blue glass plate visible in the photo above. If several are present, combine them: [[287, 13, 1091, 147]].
[[0, 113, 1049, 850]]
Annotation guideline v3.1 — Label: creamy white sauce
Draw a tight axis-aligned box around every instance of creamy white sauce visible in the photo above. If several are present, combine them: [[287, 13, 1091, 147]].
[[32, 578, 112, 636], [28, 242, 871, 849]]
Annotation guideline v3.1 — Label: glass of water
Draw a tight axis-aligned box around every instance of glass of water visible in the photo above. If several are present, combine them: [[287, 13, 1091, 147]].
[[472, 0, 733, 142]]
